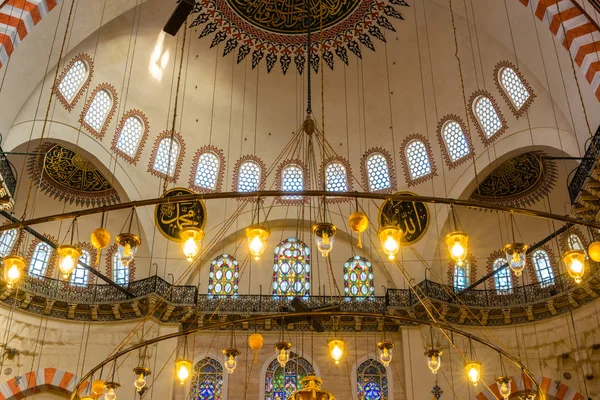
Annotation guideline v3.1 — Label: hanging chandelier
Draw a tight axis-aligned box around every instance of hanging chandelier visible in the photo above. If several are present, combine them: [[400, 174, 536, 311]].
[[290, 376, 337, 400]]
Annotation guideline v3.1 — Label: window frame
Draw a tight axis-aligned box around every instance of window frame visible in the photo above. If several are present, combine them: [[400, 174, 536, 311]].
[[400, 134, 437, 186], [272, 238, 311, 297], [191, 357, 224, 400], [494, 61, 535, 118], [0, 228, 17, 258], [436, 114, 474, 169], [28, 241, 53, 278], [275, 159, 309, 205], [71, 249, 91, 287], [530, 249, 556, 288], [147, 130, 186, 183], [111, 110, 150, 165], [79, 83, 119, 140], [53, 54, 94, 112], [360, 147, 396, 194], [492, 256, 513, 295], [468, 90, 507, 146], [189, 145, 226, 193], [208, 254, 239, 296], [344, 256, 374, 298], [232, 155, 266, 195], [105, 244, 135, 285], [357, 358, 389, 400], [320, 156, 352, 203]]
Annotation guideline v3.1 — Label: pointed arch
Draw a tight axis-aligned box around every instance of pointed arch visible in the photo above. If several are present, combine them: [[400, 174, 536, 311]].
[[25, 235, 57, 278], [70, 242, 97, 286], [357, 358, 389, 400], [447, 253, 477, 292], [494, 61, 535, 117], [486, 250, 517, 295], [436, 115, 474, 169], [275, 160, 309, 205], [264, 351, 314, 399], [79, 83, 119, 140], [559, 226, 588, 253], [360, 148, 396, 193], [0, 368, 88, 400], [527, 246, 557, 287], [208, 254, 239, 296], [53, 54, 94, 111], [0, 228, 17, 257], [191, 357, 224, 399], [105, 244, 136, 285], [232, 155, 266, 195], [189, 145, 226, 193], [320, 156, 352, 203], [399, 134, 437, 186], [468, 90, 507, 146], [111, 109, 150, 165], [147, 130, 186, 183]]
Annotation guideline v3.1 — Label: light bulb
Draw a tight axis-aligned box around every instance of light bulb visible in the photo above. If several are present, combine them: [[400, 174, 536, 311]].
[[425, 349, 442, 375], [465, 361, 481, 385], [277, 348, 288, 367], [249, 236, 264, 259], [5, 265, 20, 285], [3, 255, 25, 288], [328, 339, 345, 364], [105, 388, 117, 400], [116, 233, 141, 266], [183, 237, 199, 261], [451, 242, 465, 259], [60, 255, 76, 277], [563, 249, 586, 284], [175, 359, 192, 385], [497, 379, 511, 399], [226, 355, 237, 374], [177, 364, 189, 383], [180, 227, 203, 262], [384, 236, 399, 254], [57, 245, 82, 278], [312, 223, 337, 258], [134, 374, 146, 391], [246, 226, 269, 261], [379, 226, 402, 261], [377, 341, 394, 367]]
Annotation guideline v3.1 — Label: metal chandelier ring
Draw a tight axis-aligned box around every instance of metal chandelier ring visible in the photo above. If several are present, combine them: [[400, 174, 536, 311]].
[[68, 311, 544, 400], [2, 190, 598, 233]]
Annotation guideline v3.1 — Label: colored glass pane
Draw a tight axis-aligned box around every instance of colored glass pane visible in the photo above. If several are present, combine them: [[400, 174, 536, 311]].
[[265, 352, 314, 400], [272, 238, 310, 297], [190, 357, 223, 400], [357, 359, 388, 400], [208, 254, 239, 295], [344, 256, 374, 298]]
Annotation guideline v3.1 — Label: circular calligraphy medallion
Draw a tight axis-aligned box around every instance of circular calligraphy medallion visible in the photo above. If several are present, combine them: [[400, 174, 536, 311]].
[[155, 188, 206, 242], [378, 192, 429, 245]]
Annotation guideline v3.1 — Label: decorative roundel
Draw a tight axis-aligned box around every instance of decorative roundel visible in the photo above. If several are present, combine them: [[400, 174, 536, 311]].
[[155, 187, 207, 242], [378, 192, 429, 245], [191, 0, 410, 74]]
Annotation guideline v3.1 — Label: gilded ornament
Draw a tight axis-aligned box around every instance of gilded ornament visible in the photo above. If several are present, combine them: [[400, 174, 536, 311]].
[[589, 241, 600, 262], [290, 375, 336, 400], [248, 333, 264, 364], [91, 379, 106, 395], [348, 211, 368, 248]]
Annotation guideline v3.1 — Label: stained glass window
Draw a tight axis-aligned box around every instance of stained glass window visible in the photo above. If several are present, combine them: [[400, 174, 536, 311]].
[[208, 254, 239, 296], [344, 256, 374, 298], [116, 116, 144, 157], [113, 252, 129, 286], [237, 161, 261, 192], [405, 140, 432, 180], [474, 96, 502, 138], [366, 153, 391, 192], [28, 242, 51, 277], [71, 249, 90, 286], [442, 120, 470, 162], [191, 357, 223, 400], [194, 152, 220, 191], [0, 229, 17, 257], [281, 165, 304, 201], [357, 359, 389, 400], [532, 250, 555, 287], [265, 352, 314, 400], [325, 162, 348, 192], [272, 238, 310, 297], [453, 260, 470, 292], [83, 90, 112, 133], [153, 137, 180, 177], [499, 67, 530, 111], [58, 60, 88, 103], [493, 257, 512, 294], [568, 234, 585, 251]]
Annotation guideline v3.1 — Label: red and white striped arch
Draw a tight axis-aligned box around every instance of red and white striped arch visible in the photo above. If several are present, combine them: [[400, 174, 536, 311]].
[[519, 0, 600, 101], [0, 0, 61, 69], [475, 375, 586, 400], [0, 367, 87, 399]]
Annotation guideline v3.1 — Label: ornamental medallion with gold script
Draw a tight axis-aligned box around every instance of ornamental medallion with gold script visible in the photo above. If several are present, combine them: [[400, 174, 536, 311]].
[[155, 188, 206, 242], [378, 192, 429, 245]]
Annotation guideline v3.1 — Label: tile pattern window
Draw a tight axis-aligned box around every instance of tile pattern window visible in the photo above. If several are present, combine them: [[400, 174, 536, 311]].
[[277, 162, 307, 203], [406, 140, 432, 179], [453, 260, 470, 292], [532, 250, 555, 287], [58, 60, 87, 103], [237, 161, 261, 192], [71, 250, 90, 286], [113, 252, 130, 286], [568, 234, 585, 251], [357, 359, 389, 400], [0, 229, 17, 257], [208, 254, 239, 296], [153, 138, 180, 177], [191, 357, 223, 400], [474, 96, 503, 138], [29, 242, 52, 277], [83, 90, 112, 133], [493, 257, 512, 294], [500, 67, 530, 111], [265, 352, 314, 400], [325, 162, 348, 192], [366, 153, 391, 191], [443, 121, 470, 162], [194, 152, 220, 191], [272, 238, 310, 297], [116, 116, 144, 158], [344, 256, 374, 298]]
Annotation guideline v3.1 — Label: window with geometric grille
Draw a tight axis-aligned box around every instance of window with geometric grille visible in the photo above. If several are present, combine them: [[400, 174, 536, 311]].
[[194, 152, 220, 191], [265, 352, 314, 400], [453, 260, 470, 292], [442, 119, 471, 163], [473, 96, 503, 139], [365, 153, 392, 192], [344, 256, 374, 298], [357, 359, 389, 400], [325, 161, 348, 192], [405, 140, 432, 179], [153, 137, 180, 177], [113, 252, 129, 286], [0, 229, 17, 257], [82, 88, 114, 136], [493, 257, 512, 294], [28, 242, 52, 277], [71, 249, 90, 286], [237, 161, 260, 192], [57, 60, 89, 105], [499, 67, 531, 111], [278, 163, 305, 202], [191, 357, 223, 400], [114, 113, 147, 163], [272, 238, 310, 297], [568, 234, 585, 251], [208, 254, 239, 296], [532, 250, 555, 287]]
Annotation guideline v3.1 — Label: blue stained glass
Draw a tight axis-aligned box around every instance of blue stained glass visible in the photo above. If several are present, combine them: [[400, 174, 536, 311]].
[[357, 359, 388, 400], [191, 358, 223, 400], [265, 352, 314, 400], [364, 381, 382, 399]]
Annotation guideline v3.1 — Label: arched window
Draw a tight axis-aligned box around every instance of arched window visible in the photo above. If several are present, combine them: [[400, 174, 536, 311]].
[[469, 91, 506, 145], [191, 357, 223, 399], [208, 254, 239, 296], [153, 137, 180, 177], [0, 229, 17, 257], [453, 260, 470, 292], [113, 252, 129, 286], [113, 111, 149, 164], [276, 161, 308, 204], [28, 242, 52, 277], [193, 151, 221, 191], [495, 62, 533, 116], [344, 256, 374, 298], [532, 250, 555, 287], [80, 84, 118, 139], [438, 116, 472, 168], [357, 359, 389, 400], [405, 140, 431, 178], [365, 152, 392, 192], [568, 234, 585, 251], [237, 161, 261, 192], [265, 352, 314, 399], [325, 161, 348, 192], [71, 250, 90, 286], [272, 238, 310, 297], [493, 257, 512, 294], [54, 54, 93, 110]]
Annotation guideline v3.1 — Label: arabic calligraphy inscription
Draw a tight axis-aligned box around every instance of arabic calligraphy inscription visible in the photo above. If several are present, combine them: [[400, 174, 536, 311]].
[[155, 188, 206, 242], [378, 192, 429, 245]]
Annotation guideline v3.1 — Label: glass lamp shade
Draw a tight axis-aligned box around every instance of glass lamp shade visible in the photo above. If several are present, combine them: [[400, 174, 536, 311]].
[[376, 341, 395, 367], [180, 227, 204, 262], [563, 249, 586, 284], [115, 233, 141, 267], [133, 367, 151, 392], [2, 255, 26, 288], [312, 223, 337, 257], [222, 348, 241, 374], [445, 232, 469, 265], [424, 349, 442, 374], [174, 359, 192, 385], [246, 226, 270, 261], [327, 339, 345, 364], [495, 376, 512, 399], [91, 379, 107, 395], [503, 243, 528, 277], [378, 226, 402, 260], [465, 361, 482, 385], [104, 382, 120, 400], [57, 245, 82, 279], [274, 342, 292, 368]]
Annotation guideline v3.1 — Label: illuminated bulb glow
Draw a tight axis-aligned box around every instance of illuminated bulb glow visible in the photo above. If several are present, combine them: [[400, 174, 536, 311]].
[[183, 237, 199, 261], [175, 359, 192, 385], [134, 374, 146, 391], [57, 245, 82, 278], [377, 341, 395, 367], [465, 362, 481, 385], [379, 226, 402, 261], [246, 226, 269, 261], [2, 255, 25, 288], [328, 339, 345, 364], [180, 228, 204, 262], [496, 377, 512, 399], [563, 250, 586, 284]]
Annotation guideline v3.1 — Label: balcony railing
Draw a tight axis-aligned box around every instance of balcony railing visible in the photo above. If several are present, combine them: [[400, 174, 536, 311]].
[[568, 125, 600, 203]]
